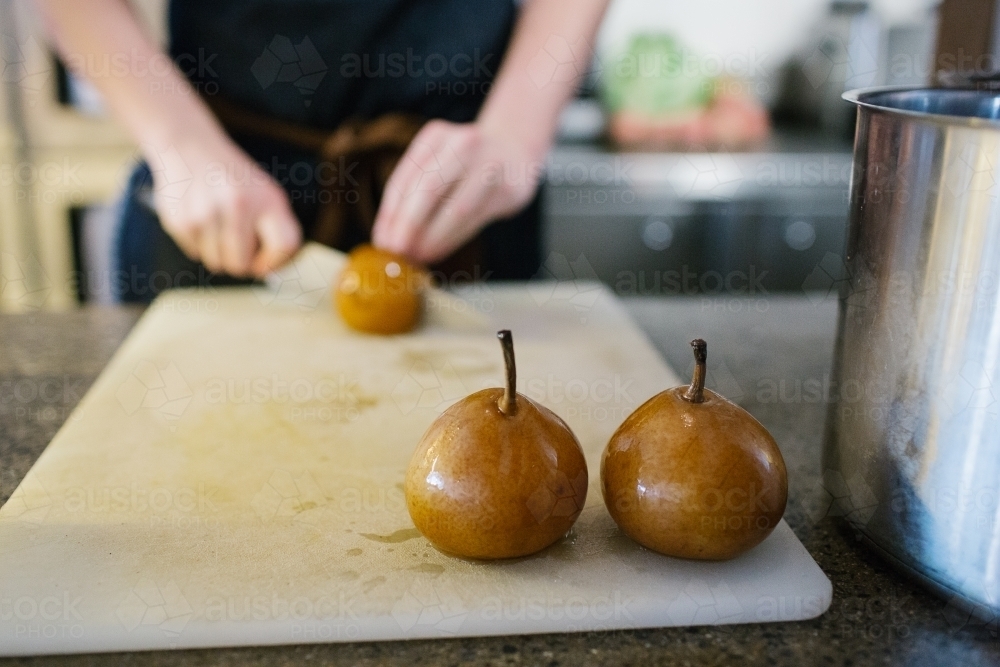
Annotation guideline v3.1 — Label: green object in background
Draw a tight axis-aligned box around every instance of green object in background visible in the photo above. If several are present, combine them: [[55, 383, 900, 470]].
[[601, 33, 714, 116]]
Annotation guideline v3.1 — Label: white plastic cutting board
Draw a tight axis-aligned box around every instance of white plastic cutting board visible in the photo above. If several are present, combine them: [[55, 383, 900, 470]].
[[0, 245, 830, 656]]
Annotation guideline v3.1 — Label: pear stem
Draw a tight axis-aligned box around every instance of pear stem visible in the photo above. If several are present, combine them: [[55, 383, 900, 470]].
[[498, 330, 517, 416], [683, 339, 707, 403]]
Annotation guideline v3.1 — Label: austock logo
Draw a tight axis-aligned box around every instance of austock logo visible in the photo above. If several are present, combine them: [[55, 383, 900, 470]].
[[944, 141, 998, 197], [937, 359, 1000, 421], [695, 358, 745, 403], [0, 591, 85, 640], [0, 473, 51, 524], [478, 591, 634, 627], [0, 35, 51, 100], [520, 373, 636, 423], [943, 587, 1000, 638], [802, 252, 851, 304], [259, 250, 329, 309], [802, 469, 878, 526], [145, 145, 194, 218], [251, 35, 327, 105], [384, 128, 469, 208], [667, 579, 744, 625], [116, 578, 193, 636], [115, 360, 193, 419], [251, 470, 327, 522], [527, 35, 590, 89], [391, 361, 469, 415], [0, 253, 51, 310], [391, 578, 468, 635], [529, 252, 603, 324], [668, 153, 744, 201], [801, 30, 879, 91], [821, 588, 912, 640], [525, 470, 588, 524]]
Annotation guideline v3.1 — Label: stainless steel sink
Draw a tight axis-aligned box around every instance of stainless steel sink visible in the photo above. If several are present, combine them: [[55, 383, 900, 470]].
[[542, 133, 853, 295]]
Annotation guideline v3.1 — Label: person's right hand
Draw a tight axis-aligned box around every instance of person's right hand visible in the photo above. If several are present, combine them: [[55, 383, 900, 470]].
[[146, 138, 302, 278]]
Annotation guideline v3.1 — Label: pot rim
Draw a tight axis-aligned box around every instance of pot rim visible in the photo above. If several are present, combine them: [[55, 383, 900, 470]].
[[843, 85, 1000, 129]]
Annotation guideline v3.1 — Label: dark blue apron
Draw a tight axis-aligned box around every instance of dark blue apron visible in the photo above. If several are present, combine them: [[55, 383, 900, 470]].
[[116, 0, 540, 302]]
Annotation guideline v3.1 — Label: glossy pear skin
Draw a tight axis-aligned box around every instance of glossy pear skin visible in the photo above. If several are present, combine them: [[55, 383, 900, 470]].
[[335, 245, 423, 334], [601, 387, 787, 560], [405, 389, 588, 559]]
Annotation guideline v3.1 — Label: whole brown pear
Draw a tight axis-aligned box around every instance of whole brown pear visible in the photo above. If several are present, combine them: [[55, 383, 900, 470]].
[[601, 339, 787, 560], [335, 244, 424, 334], [405, 330, 588, 559]]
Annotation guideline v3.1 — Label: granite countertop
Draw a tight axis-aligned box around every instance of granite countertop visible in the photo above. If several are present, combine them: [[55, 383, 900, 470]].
[[2, 294, 999, 666]]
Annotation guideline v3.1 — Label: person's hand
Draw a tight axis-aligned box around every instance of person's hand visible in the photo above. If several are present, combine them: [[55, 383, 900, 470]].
[[146, 138, 302, 278], [371, 119, 543, 265]]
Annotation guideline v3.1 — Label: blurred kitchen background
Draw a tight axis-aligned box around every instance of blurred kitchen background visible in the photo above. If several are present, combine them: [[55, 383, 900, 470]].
[[0, 0, 957, 310]]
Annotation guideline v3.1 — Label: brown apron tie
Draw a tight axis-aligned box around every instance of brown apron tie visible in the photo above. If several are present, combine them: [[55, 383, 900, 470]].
[[204, 97, 485, 281], [206, 96, 423, 249]]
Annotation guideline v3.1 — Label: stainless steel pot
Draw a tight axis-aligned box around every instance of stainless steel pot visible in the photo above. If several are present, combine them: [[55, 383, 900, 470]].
[[828, 86, 1000, 617]]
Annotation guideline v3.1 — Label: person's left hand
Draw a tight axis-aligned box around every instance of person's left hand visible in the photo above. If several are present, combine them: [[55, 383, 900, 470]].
[[371, 119, 543, 265]]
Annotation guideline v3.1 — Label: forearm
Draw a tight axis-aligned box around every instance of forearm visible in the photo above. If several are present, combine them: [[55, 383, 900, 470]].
[[33, 0, 232, 158], [477, 0, 609, 160]]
